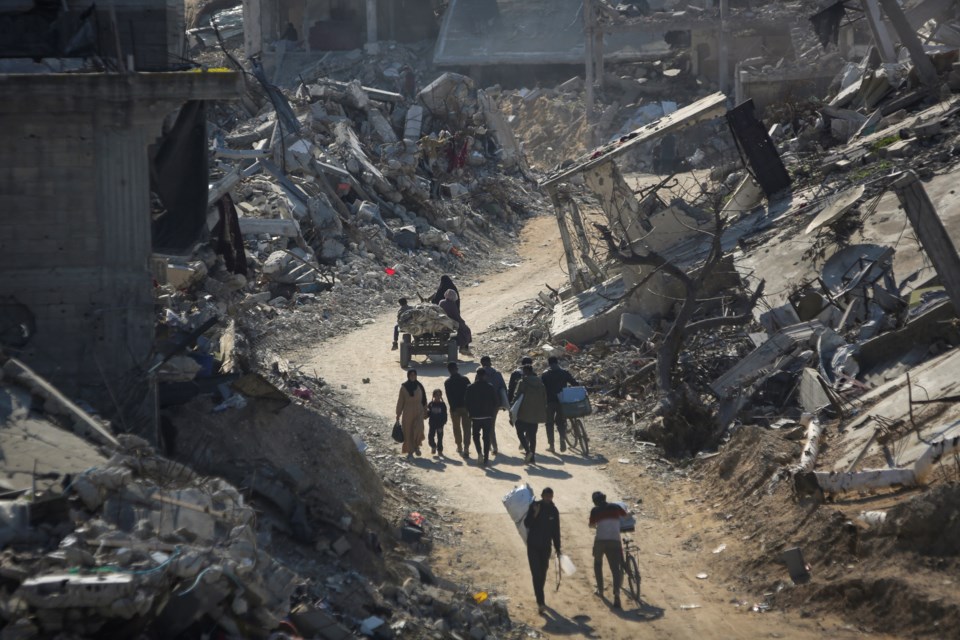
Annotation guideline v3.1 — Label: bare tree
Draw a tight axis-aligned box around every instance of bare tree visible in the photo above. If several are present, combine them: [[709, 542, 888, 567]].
[[595, 198, 765, 418]]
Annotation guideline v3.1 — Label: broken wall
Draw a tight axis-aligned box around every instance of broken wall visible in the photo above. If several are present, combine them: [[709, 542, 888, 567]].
[[0, 72, 239, 429]]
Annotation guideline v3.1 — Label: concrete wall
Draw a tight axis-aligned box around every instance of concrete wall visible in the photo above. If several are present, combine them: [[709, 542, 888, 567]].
[[64, 0, 185, 70], [0, 72, 240, 430]]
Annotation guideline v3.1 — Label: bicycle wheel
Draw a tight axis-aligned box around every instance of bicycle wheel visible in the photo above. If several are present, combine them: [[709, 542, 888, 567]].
[[575, 419, 590, 456], [563, 418, 580, 450], [625, 554, 642, 606]]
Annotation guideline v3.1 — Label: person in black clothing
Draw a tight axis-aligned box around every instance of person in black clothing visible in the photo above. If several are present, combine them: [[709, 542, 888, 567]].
[[524, 487, 562, 614], [427, 389, 448, 457], [444, 362, 472, 457], [430, 275, 459, 309], [541, 356, 579, 452], [507, 356, 534, 452], [463, 368, 498, 467]]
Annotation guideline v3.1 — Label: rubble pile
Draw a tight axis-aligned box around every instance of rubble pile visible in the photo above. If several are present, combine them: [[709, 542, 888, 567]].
[[0, 424, 299, 636], [149, 56, 548, 408], [0, 358, 527, 639]]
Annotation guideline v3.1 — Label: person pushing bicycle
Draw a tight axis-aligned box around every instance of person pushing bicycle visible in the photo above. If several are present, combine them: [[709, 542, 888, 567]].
[[589, 491, 627, 610]]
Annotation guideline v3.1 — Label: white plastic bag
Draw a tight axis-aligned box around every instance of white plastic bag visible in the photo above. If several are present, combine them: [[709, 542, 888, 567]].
[[502, 483, 534, 543], [559, 553, 576, 576], [509, 393, 524, 424]]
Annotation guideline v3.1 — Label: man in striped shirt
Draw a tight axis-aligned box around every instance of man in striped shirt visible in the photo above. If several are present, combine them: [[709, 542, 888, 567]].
[[589, 491, 627, 609]]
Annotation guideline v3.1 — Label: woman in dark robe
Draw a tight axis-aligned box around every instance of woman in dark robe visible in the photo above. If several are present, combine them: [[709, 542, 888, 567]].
[[439, 289, 472, 355], [431, 275, 460, 310]]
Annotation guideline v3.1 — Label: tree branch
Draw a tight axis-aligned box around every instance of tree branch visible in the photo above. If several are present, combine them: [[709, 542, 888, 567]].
[[683, 279, 766, 336], [595, 223, 693, 288]]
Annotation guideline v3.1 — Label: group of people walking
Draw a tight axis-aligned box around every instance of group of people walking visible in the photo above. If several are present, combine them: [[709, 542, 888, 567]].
[[394, 354, 579, 468], [389, 274, 632, 616]]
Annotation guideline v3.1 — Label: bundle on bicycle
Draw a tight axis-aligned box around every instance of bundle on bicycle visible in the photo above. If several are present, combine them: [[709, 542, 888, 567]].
[[558, 386, 591, 456]]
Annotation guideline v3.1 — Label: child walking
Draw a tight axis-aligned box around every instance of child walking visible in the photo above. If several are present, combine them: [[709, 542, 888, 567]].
[[427, 389, 448, 456]]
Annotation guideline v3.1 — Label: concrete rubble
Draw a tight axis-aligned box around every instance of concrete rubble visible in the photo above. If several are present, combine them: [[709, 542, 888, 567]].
[[4, 0, 960, 637]]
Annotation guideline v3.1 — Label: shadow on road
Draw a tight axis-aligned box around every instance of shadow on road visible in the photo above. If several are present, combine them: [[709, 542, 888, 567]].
[[596, 593, 665, 622], [481, 466, 521, 481], [526, 466, 573, 479], [539, 607, 598, 637], [620, 600, 665, 621], [408, 457, 447, 471]]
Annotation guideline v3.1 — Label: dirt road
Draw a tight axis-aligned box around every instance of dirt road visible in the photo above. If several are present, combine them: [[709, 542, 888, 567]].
[[299, 215, 873, 638]]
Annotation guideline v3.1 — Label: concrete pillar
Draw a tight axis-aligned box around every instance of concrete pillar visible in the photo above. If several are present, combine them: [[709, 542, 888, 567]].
[[548, 188, 584, 291], [860, 0, 897, 63], [0, 72, 240, 437], [718, 0, 729, 93], [585, 0, 595, 121], [366, 0, 378, 43], [892, 171, 960, 315], [877, 0, 939, 89]]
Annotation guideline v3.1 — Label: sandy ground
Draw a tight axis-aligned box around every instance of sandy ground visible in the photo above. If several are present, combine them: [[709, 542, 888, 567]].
[[299, 215, 886, 639]]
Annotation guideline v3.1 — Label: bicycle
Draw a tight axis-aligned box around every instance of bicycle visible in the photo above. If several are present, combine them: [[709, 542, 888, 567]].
[[621, 536, 642, 608], [562, 417, 590, 457]]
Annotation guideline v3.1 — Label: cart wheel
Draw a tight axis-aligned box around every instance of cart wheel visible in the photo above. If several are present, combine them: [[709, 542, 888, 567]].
[[447, 339, 458, 363], [400, 341, 411, 368]]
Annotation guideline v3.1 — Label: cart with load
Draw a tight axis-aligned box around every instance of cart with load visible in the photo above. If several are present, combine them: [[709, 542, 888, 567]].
[[397, 304, 459, 368]]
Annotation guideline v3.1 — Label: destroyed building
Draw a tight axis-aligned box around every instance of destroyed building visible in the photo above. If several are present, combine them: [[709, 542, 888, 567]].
[[0, 0, 239, 431], [4, 0, 960, 636], [243, 0, 440, 72]]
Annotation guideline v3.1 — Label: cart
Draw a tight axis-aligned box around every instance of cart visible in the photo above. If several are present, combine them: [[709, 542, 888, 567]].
[[399, 330, 458, 368]]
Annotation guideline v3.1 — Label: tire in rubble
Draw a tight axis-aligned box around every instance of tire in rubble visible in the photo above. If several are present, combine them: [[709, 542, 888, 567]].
[[400, 334, 412, 368], [447, 338, 458, 364]]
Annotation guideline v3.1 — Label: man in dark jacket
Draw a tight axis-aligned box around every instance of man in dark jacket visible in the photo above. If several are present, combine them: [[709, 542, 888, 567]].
[[463, 368, 499, 467], [477, 355, 507, 455], [541, 356, 578, 452], [524, 487, 562, 614], [508, 356, 534, 451], [444, 362, 472, 457]]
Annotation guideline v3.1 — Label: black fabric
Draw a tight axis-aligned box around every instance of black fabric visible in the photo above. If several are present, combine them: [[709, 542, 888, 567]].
[[517, 420, 537, 455], [545, 403, 567, 448], [471, 417, 493, 462], [402, 380, 427, 406], [151, 101, 209, 253], [444, 373, 471, 409], [527, 544, 551, 606], [212, 194, 248, 276], [726, 99, 792, 198], [524, 500, 561, 553], [431, 275, 459, 308], [464, 380, 498, 418], [508, 368, 524, 403], [809, 1, 845, 48], [541, 365, 578, 401]]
